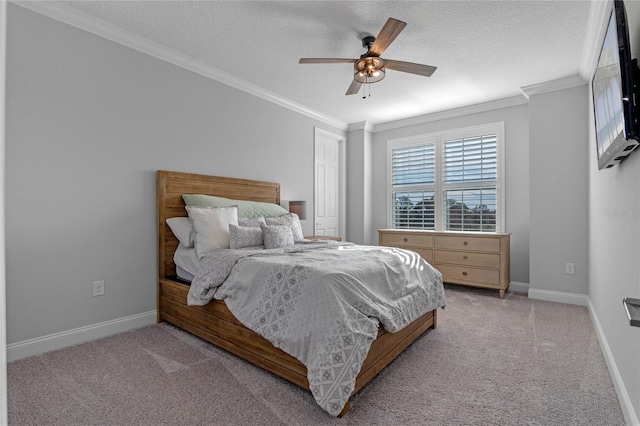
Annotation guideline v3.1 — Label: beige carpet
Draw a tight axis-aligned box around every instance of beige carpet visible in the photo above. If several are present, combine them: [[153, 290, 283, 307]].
[[8, 286, 625, 425]]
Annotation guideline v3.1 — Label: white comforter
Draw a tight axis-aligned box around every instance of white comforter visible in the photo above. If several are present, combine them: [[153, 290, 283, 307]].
[[188, 242, 445, 416]]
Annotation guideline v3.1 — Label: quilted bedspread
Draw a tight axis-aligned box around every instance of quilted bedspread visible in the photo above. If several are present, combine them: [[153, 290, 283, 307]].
[[188, 242, 445, 416]]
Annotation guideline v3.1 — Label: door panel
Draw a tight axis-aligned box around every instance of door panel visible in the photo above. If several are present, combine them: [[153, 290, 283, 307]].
[[314, 130, 341, 237]]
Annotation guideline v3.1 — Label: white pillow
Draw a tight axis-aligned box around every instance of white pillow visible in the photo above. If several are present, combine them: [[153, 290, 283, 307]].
[[261, 224, 294, 249], [186, 205, 239, 257], [229, 224, 264, 249], [265, 213, 304, 240], [166, 217, 195, 248]]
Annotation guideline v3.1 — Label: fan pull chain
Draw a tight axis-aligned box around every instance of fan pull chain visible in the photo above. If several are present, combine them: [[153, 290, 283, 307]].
[[363, 77, 372, 99]]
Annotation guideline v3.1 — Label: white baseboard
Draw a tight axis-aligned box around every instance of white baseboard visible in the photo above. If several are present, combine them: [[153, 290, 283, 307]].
[[7, 310, 157, 362], [527, 288, 589, 306], [587, 299, 640, 426], [508, 281, 529, 294]]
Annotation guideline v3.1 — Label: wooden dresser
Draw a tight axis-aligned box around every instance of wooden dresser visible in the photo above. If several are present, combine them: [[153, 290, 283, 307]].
[[378, 229, 511, 298]]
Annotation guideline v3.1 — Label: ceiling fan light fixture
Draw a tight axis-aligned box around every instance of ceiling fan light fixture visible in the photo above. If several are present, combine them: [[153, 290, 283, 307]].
[[299, 18, 436, 96], [354, 57, 385, 84]]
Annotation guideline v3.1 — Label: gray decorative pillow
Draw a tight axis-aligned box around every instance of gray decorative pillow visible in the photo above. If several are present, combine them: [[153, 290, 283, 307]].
[[261, 224, 294, 249], [265, 213, 304, 240], [229, 224, 264, 249], [238, 216, 266, 228]]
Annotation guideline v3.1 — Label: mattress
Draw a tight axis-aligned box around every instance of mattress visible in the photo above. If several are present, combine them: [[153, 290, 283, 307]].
[[174, 245, 199, 281]]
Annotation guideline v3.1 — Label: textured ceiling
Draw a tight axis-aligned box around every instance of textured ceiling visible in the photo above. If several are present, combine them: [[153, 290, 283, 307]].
[[59, 0, 594, 126]]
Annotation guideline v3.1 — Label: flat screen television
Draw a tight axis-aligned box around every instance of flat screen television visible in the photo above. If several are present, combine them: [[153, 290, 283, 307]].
[[592, 0, 639, 170]]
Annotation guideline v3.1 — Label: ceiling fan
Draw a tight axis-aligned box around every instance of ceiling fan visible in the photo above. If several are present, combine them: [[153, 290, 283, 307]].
[[299, 17, 437, 96]]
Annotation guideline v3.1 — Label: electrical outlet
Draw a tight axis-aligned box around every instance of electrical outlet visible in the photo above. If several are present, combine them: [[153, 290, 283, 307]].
[[565, 263, 575, 275], [93, 280, 105, 297]]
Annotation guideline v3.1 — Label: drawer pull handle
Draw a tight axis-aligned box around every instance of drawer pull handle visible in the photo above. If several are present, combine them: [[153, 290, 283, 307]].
[[403, 238, 408, 242], [463, 255, 468, 260], [463, 241, 468, 246], [462, 271, 468, 276]]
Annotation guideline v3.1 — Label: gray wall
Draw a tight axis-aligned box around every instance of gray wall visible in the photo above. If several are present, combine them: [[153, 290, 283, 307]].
[[370, 104, 531, 285], [529, 85, 589, 295], [5, 5, 344, 344], [346, 127, 374, 245], [588, 1, 640, 421]]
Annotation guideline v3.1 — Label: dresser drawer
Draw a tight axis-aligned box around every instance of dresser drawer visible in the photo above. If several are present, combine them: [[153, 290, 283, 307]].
[[434, 250, 500, 269], [435, 264, 501, 286], [412, 248, 433, 263], [434, 235, 500, 253], [380, 232, 433, 248]]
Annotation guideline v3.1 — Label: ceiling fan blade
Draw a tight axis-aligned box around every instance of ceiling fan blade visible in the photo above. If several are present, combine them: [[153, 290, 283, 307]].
[[299, 58, 356, 64], [384, 59, 437, 77], [346, 79, 362, 95], [369, 18, 407, 57]]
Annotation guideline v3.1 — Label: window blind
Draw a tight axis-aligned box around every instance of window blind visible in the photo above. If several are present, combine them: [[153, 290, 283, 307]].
[[391, 144, 435, 186], [444, 134, 497, 184], [392, 191, 436, 229], [444, 188, 497, 231], [391, 143, 436, 229]]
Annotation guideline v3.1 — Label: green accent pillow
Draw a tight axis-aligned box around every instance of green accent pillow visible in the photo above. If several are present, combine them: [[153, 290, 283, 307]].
[[182, 194, 288, 219]]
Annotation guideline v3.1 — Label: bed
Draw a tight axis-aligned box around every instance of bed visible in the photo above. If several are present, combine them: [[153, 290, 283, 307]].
[[156, 170, 445, 416]]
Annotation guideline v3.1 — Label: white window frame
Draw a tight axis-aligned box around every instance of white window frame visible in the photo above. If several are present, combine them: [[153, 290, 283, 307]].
[[387, 122, 505, 232]]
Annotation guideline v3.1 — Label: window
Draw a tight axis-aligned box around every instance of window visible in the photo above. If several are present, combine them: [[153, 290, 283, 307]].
[[388, 123, 504, 232]]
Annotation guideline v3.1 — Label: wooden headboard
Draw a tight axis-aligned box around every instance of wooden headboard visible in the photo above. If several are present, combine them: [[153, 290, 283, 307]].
[[156, 170, 281, 279]]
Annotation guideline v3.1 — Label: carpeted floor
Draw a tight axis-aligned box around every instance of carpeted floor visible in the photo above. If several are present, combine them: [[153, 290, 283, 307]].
[[8, 286, 626, 425]]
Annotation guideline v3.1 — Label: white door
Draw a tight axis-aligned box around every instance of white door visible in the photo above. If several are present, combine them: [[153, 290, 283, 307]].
[[314, 130, 341, 237]]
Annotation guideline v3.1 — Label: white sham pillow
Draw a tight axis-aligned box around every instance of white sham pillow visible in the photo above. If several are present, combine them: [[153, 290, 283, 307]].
[[265, 213, 304, 240], [261, 224, 294, 249], [186, 205, 239, 257], [166, 217, 195, 248]]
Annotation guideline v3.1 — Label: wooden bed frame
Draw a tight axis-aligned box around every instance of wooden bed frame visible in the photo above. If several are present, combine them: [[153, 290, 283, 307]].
[[156, 170, 438, 416]]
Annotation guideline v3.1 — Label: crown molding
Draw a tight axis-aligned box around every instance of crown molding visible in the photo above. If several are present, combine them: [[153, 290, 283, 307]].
[[520, 75, 587, 100], [347, 121, 374, 133], [371, 96, 528, 133], [13, 1, 349, 131], [579, 0, 611, 82]]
